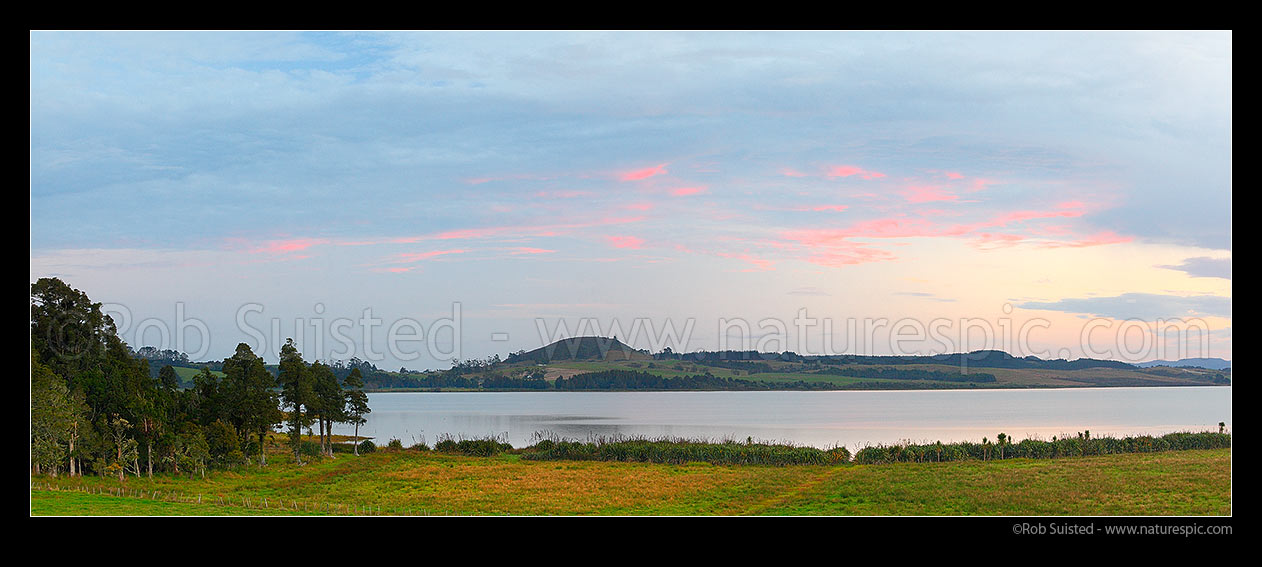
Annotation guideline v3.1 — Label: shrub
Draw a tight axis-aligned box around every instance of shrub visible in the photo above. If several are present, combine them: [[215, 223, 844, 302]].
[[299, 441, 322, 458], [434, 437, 459, 453], [523, 435, 848, 466], [433, 434, 512, 456], [357, 440, 376, 454], [387, 438, 403, 451], [852, 430, 1230, 464]]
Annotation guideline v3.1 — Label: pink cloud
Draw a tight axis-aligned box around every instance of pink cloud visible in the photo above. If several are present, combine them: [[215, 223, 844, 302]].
[[716, 252, 775, 272], [508, 247, 555, 255], [827, 165, 886, 180], [987, 208, 1084, 227], [811, 205, 849, 212], [249, 238, 330, 255], [624, 202, 655, 211], [972, 232, 1026, 249], [1038, 231, 1133, 248], [620, 163, 668, 181], [901, 185, 958, 204], [776, 201, 1122, 266], [780, 168, 808, 178], [804, 248, 896, 266], [968, 178, 994, 192], [945, 171, 965, 180], [434, 227, 510, 240], [607, 235, 645, 249], [671, 186, 708, 197], [389, 249, 468, 264]]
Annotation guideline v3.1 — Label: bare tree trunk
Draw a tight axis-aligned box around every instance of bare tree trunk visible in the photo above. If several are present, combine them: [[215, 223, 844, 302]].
[[353, 423, 360, 456], [69, 426, 78, 476], [319, 417, 327, 456], [147, 441, 153, 478]]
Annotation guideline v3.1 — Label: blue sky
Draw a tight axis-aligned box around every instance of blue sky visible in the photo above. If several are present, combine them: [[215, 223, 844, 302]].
[[30, 31, 1232, 367]]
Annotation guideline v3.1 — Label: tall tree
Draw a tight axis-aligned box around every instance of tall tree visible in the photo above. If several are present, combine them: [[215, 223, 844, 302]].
[[221, 343, 281, 466], [30, 277, 116, 383], [277, 339, 312, 463], [310, 361, 344, 457], [343, 368, 371, 456], [158, 364, 180, 390], [31, 352, 83, 475]]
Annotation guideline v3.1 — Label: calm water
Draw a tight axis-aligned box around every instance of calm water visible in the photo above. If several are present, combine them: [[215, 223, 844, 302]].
[[332, 387, 1231, 449]]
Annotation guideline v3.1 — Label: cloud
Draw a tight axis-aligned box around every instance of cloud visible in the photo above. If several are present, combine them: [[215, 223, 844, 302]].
[[619, 163, 668, 181], [388, 249, 468, 264], [901, 185, 957, 203], [1036, 231, 1132, 248], [508, 247, 556, 255], [1019, 293, 1231, 320], [826, 165, 885, 180], [247, 238, 330, 255], [894, 291, 957, 302], [670, 186, 708, 197], [1159, 256, 1231, 280], [715, 252, 774, 271], [606, 235, 645, 249]]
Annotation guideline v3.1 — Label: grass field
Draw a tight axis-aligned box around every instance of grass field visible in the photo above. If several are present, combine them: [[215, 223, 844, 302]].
[[31, 447, 1231, 516]]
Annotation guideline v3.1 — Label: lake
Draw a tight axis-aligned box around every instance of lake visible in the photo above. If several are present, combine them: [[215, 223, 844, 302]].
[[332, 387, 1231, 449]]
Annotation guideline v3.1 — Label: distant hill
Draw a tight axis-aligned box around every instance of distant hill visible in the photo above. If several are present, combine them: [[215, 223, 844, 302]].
[[506, 336, 651, 363], [659, 348, 1137, 371], [1135, 358, 1231, 370]]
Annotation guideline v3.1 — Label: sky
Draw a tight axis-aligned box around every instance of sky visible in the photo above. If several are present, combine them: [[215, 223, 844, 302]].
[[29, 31, 1232, 368]]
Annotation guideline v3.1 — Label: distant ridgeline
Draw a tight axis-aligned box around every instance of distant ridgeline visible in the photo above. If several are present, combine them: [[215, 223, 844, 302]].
[[133, 338, 1228, 391], [655, 348, 1135, 370], [131, 347, 413, 389]]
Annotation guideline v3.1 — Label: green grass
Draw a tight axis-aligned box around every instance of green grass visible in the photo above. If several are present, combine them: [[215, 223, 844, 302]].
[[169, 366, 225, 388], [31, 448, 1230, 516], [30, 489, 310, 516]]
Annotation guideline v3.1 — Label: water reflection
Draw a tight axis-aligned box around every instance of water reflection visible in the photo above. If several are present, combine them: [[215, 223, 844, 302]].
[[333, 387, 1231, 449]]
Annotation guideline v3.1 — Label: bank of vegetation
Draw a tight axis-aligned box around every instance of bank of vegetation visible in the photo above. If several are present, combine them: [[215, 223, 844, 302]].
[[853, 429, 1231, 464], [521, 435, 851, 466]]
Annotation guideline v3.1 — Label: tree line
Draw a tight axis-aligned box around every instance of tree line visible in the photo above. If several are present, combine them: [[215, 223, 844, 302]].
[[30, 277, 372, 479]]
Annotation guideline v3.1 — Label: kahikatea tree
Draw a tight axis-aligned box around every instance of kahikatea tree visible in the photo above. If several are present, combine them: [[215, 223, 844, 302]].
[[343, 368, 371, 456], [31, 278, 150, 478], [277, 339, 312, 464], [310, 361, 346, 457], [31, 352, 85, 475], [221, 343, 281, 466]]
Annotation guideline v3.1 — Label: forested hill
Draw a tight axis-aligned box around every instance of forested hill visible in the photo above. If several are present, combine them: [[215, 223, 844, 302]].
[[657, 348, 1137, 371], [505, 336, 651, 363], [131, 348, 412, 389]]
